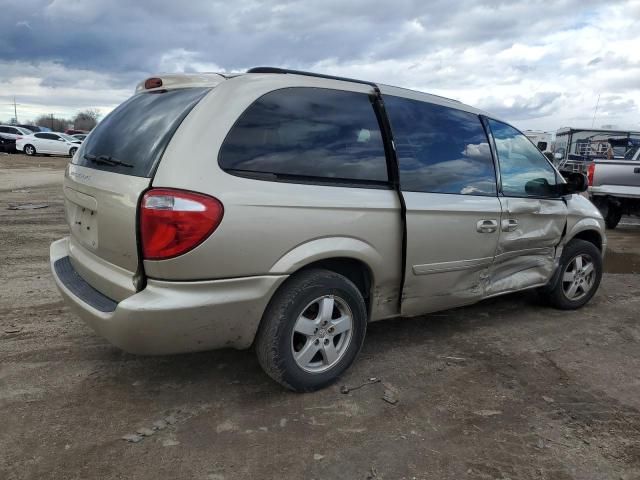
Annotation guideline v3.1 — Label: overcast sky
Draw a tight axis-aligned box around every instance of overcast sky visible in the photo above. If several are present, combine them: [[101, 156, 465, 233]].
[[1, 0, 639, 132]]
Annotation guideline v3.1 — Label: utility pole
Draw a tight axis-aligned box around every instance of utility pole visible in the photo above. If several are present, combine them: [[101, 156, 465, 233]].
[[1, 97, 21, 124], [50, 113, 54, 130]]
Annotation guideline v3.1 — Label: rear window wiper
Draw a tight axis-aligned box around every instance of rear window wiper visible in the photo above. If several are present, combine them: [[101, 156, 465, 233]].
[[84, 153, 134, 168]]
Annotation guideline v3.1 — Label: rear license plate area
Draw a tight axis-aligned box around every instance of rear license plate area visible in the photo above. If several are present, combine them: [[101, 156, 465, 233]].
[[69, 202, 98, 249]]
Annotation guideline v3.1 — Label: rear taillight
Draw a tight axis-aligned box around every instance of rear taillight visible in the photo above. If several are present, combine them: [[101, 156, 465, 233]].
[[587, 163, 596, 186], [140, 188, 224, 260]]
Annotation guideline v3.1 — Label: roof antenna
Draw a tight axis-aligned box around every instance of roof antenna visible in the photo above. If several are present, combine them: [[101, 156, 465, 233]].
[[591, 93, 600, 128]]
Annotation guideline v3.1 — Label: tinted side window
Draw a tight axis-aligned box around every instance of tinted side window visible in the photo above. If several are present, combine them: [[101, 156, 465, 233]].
[[219, 88, 388, 184], [384, 96, 496, 196], [35, 133, 46, 139], [487, 119, 558, 197], [0, 127, 8, 133]]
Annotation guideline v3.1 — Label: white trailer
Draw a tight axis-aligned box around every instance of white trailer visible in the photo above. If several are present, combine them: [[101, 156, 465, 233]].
[[523, 129, 554, 152]]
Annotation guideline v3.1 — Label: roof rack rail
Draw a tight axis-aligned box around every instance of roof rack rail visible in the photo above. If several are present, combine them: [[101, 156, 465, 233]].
[[247, 67, 379, 89]]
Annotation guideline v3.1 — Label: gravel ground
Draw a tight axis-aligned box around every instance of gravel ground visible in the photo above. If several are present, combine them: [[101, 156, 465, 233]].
[[2, 154, 640, 480]]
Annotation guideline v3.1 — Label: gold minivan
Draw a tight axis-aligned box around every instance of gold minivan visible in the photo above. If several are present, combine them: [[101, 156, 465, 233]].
[[51, 68, 605, 391]]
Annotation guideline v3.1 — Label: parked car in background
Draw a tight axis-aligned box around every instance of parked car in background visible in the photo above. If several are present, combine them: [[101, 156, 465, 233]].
[[0, 135, 15, 153], [65, 129, 88, 136], [588, 145, 640, 228], [17, 124, 44, 133], [0, 125, 32, 152], [16, 132, 82, 157], [0, 125, 32, 140], [73, 134, 88, 141], [50, 69, 605, 392]]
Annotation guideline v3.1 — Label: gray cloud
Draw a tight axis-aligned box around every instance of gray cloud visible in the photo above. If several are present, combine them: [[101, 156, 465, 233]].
[[0, 0, 638, 130], [477, 92, 564, 121]]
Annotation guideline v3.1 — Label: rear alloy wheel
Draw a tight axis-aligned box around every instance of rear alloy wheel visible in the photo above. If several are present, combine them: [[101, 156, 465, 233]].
[[541, 239, 602, 310], [69, 147, 78, 158], [291, 295, 354, 374], [24, 144, 36, 156], [255, 269, 367, 392]]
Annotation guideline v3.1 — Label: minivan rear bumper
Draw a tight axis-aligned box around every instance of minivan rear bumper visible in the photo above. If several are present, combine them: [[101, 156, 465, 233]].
[[50, 237, 287, 355]]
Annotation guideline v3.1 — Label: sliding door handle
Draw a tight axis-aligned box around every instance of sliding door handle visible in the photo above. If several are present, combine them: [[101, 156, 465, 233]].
[[476, 219, 498, 233]]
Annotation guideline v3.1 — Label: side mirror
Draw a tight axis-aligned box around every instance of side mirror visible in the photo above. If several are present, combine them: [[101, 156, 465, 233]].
[[559, 171, 588, 194], [524, 177, 554, 196]]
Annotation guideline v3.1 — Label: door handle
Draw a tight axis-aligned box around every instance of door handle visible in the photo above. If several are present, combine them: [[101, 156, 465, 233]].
[[634, 167, 640, 174], [501, 219, 518, 232], [476, 219, 498, 233]]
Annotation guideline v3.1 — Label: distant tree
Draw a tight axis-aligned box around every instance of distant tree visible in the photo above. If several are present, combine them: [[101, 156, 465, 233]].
[[73, 109, 101, 131], [35, 114, 70, 132]]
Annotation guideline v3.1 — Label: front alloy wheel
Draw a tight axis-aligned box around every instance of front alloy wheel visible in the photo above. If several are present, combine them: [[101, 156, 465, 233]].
[[561, 254, 596, 301], [540, 238, 602, 310]]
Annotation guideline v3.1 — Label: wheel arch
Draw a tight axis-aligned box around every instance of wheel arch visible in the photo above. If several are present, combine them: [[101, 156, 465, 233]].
[[565, 222, 604, 252], [268, 237, 383, 318]]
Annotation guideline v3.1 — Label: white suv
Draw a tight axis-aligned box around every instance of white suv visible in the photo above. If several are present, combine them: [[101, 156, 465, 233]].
[[0, 125, 32, 141]]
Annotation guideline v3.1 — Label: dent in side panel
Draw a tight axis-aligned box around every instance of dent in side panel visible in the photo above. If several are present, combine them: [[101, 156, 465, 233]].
[[486, 197, 566, 296], [401, 266, 491, 316]]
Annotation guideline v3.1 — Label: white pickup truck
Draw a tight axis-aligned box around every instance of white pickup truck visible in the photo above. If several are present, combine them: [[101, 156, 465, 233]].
[[588, 145, 640, 228]]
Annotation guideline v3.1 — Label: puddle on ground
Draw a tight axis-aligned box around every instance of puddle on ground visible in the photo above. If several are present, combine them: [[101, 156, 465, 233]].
[[604, 249, 640, 274]]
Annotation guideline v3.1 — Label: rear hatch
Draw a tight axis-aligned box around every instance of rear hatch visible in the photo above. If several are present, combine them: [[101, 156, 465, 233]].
[[64, 85, 212, 301]]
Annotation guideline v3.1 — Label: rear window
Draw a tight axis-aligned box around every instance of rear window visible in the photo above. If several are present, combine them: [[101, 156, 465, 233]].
[[218, 87, 388, 185], [74, 87, 210, 177]]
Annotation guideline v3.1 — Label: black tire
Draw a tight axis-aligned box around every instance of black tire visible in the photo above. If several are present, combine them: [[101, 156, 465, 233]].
[[540, 239, 602, 310], [605, 206, 622, 229], [24, 144, 36, 156], [69, 147, 78, 158], [255, 269, 367, 392]]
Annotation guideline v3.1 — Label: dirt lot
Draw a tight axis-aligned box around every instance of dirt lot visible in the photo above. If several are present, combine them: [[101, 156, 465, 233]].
[[2, 153, 640, 480]]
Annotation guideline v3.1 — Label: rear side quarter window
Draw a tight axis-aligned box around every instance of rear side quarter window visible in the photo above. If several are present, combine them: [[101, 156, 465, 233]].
[[219, 87, 388, 186]]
